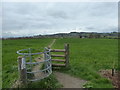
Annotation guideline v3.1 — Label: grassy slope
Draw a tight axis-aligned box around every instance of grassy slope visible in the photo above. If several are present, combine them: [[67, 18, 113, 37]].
[[52, 38, 118, 88], [2, 38, 61, 88]]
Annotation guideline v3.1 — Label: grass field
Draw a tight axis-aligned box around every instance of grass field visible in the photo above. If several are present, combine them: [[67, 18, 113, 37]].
[[2, 38, 118, 88], [2, 38, 62, 88], [52, 38, 118, 88]]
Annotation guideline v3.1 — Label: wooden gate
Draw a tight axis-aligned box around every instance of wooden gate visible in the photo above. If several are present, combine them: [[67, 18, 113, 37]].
[[50, 44, 69, 67]]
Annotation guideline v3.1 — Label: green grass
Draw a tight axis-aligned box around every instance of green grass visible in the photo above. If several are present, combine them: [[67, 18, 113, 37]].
[[2, 38, 118, 88], [52, 38, 118, 88], [2, 38, 61, 88], [27, 74, 62, 88]]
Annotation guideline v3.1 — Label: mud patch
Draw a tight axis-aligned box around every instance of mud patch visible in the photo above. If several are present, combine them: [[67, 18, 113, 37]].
[[99, 69, 120, 88]]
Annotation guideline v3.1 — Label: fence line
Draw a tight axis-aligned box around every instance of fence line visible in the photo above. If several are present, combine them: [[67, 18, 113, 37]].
[[17, 44, 69, 84]]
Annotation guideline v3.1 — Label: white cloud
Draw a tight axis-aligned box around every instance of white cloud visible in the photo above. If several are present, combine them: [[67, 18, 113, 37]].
[[2, 0, 119, 2], [2, 2, 118, 37]]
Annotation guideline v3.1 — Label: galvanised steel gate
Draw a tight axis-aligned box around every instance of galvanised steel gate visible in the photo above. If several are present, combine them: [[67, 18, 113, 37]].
[[17, 47, 52, 83]]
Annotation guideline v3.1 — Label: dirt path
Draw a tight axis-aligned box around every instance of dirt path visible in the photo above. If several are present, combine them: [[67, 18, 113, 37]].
[[48, 39, 87, 88], [32, 39, 57, 80], [48, 39, 56, 48], [54, 72, 87, 88], [32, 56, 45, 80]]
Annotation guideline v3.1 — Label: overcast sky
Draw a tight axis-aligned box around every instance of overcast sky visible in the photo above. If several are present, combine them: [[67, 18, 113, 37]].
[[2, 2, 118, 37]]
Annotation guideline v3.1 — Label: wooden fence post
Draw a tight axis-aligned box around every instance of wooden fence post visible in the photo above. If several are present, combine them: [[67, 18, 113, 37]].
[[111, 61, 115, 76], [65, 44, 69, 67], [18, 56, 27, 85]]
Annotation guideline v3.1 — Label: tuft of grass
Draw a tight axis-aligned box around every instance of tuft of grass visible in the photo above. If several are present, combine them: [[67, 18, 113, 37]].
[[27, 74, 62, 88]]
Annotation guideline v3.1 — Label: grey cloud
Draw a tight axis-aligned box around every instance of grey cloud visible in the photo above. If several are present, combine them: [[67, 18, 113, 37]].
[[49, 11, 68, 19], [89, 2, 117, 17], [86, 26, 95, 30], [2, 2, 118, 37]]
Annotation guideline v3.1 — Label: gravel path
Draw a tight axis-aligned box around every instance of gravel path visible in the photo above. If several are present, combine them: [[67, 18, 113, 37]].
[[54, 72, 87, 88]]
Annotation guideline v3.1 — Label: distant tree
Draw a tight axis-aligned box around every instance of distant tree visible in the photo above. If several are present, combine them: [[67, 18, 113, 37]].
[[89, 34, 94, 38], [95, 34, 101, 38], [79, 35, 82, 38]]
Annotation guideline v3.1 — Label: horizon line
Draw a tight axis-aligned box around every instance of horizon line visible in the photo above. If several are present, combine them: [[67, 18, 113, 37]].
[[2, 31, 118, 38]]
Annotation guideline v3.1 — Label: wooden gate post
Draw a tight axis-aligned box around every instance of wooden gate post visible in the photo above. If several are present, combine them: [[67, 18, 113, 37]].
[[65, 44, 69, 67], [18, 56, 27, 85]]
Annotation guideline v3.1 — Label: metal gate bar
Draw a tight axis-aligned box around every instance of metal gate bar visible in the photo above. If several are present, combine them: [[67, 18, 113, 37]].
[[17, 47, 52, 82]]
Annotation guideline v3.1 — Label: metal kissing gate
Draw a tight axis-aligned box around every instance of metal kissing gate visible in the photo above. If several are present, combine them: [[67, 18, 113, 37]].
[[17, 47, 52, 83]]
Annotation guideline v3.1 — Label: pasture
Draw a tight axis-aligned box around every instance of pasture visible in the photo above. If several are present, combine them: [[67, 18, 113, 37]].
[[2, 38, 118, 88], [52, 38, 118, 88], [2, 38, 61, 88]]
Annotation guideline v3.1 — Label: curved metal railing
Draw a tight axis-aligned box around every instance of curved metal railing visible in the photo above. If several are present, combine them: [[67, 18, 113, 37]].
[[17, 47, 52, 82]]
